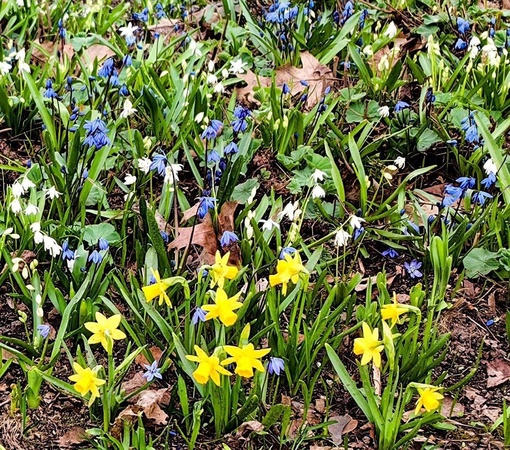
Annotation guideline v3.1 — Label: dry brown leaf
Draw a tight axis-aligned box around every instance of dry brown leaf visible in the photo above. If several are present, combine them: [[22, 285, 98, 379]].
[[482, 406, 502, 422], [315, 398, 326, 414], [237, 51, 335, 109], [121, 372, 147, 395], [110, 405, 141, 439], [310, 446, 332, 450], [58, 427, 88, 448], [32, 41, 114, 65], [464, 387, 486, 407], [135, 346, 164, 367], [181, 203, 200, 223], [488, 292, 496, 314], [487, 359, 510, 388], [440, 397, 465, 418], [236, 420, 265, 436], [134, 388, 171, 425], [286, 418, 304, 439], [281, 395, 292, 406], [147, 18, 181, 39], [328, 414, 358, 444]]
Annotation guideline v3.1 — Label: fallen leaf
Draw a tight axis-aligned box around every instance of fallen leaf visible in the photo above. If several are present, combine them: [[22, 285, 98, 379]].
[[440, 397, 465, 418], [487, 359, 510, 388], [281, 395, 291, 406], [328, 414, 358, 444], [286, 418, 304, 439], [464, 387, 486, 408], [32, 41, 114, 66], [133, 388, 171, 425], [110, 405, 141, 439], [237, 51, 335, 109], [315, 398, 326, 414], [135, 346, 164, 367], [181, 203, 200, 223], [121, 372, 147, 395], [147, 18, 181, 40], [58, 427, 87, 448], [482, 406, 502, 422], [488, 292, 496, 314], [236, 420, 265, 436]]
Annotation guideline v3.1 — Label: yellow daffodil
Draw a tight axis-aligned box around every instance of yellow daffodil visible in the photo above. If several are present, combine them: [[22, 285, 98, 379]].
[[221, 343, 271, 378], [202, 288, 243, 326], [210, 251, 238, 288], [185, 345, 231, 386], [142, 268, 172, 306], [353, 322, 384, 368], [68, 362, 106, 406], [84, 312, 126, 353], [269, 251, 307, 295], [414, 385, 444, 415], [381, 294, 410, 328]]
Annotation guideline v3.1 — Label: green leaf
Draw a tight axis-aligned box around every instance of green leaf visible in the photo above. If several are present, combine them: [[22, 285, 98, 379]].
[[417, 129, 441, 152], [463, 248, 500, 278], [82, 223, 121, 246], [231, 178, 260, 204]]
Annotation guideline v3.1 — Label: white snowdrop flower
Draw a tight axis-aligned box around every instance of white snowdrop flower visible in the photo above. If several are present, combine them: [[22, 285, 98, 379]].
[[30, 222, 41, 233], [25, 204, 39, 215], [206, 73, 218, 85], [363, 45, 373, 56], [230, 59, 247, 75], [482, 39, 500, 67], [33, 231, 44, 245], [2, 228, 20, 239], [214, 82, 225, 93], [484, 158, 497, 175], [189, 40, 203, 56], [26, 284, 35, 291], [311, 184, 326, 199], [311, 169, 327, 183], [164, 164, 183, 184], [124, 192, 134, 202], [334, 228, 351, 247], [15, 48, 30, 73], [195, 112, 205, 123], [11, 182, 24, 198], [35, 294, 42, 305], [11, 257, 23, 273], [469, 36, 480, 58], [259, 219, 280, 231], [378, 54, 390, 72], [394, 156, 406, 169], [349, 215, 365, 229], [244, 211, 256, 240], [67, 258, 76, 271], [137, 157, 152, 174], [37, 307, 44, 318], [247, 186, 258, 204], [10, 199, 22, 214], [0, 60, 11, 75], [118, 23, 138, 39], [278, 201, 302, 221], [120, 99, 137, 118], [45, 186, 61, 199], [124, 174, 137, 185], [42, 235, 62, 257], [207, 60, 215, 72], [221, 69, 229, 79], [21, 177, 35, 191], [384, 21, 398, 39], [378, 106, 390, 117], [427, 35, 441, 56]]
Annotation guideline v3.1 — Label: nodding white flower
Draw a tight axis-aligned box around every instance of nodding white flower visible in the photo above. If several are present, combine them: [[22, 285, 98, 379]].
[[25, 204, 39, 216], [33, 231, 44, 245], [195, 112, 205, 123], [259, 218, 280, 231], [484, 158, 497, 175], [230, 59, 247, 75], [278, 201, 302, 221], [0, 60, 11, 75], [11, 257, 23, 273], [206, 73, 218, 85], [349, 215, 365, 229], [394, 156, 406, 169], [42, 235, 61, 257], [10, 199, 22, 214], [124, 174, 137, 185], [214, 82, 225, 94], [120, 99, 137, 118], [2, 228, 20, 239], [30, 222, 41, 233], [311, 169, 327, 183], [15, 48, 30, 73], [363, 45, 374, 57], [384, 21, 398, 39], [334, 228, 351, 247], [482, 39, 500, 67], [20, 178, 35, 192], [188, 39, 202, 57], [468, 36, 480, 58], [45, 186, 62, 199], [11, 183, 24, 198], [137, 157, 152, 174], [119, 23, 138, 39], [221, 69, 229, 79], [378, 106, 390, 118], [67, 258, 76, 271], [164, 164, 184, 184], [311, 184, 326, 199]]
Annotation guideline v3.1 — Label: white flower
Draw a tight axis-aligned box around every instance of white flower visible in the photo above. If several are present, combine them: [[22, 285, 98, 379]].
[[67, 258, 76, 271], [311, 169, 327, 183], [42, 235, 61, 257], [384, 22, 398, 39], [10, 199, 22, 214], [378, 106, 390, 117], [30, 222, 41, 233], [11, 257, 23, 273], [214, 82, 225, 93], [195, 112, 205, 123], [188, 39, 203, 57], [164, 164, 184, 184], [230, 59, 247, 75], [259, 219, 280, 231], [33, 230, 44, 245], [0, 60, 11, 75], [124, 174, 137, 185], [482, 39, 500, 67], [15, 48, 30, 73], [468, 36, 480, 58], [311, 184, 326, 199], [278, 201, 302, 221], [484, 158, 497, 175], [119, 23, 138, 39], [394, 156, 406, 169], [11, 182, 24, 198], [120, 99, 137, 118], [45, 186, 62, 199], [334, 228, 351, 247], [206, 73, 218, 85], [349, 215, 365, 229], [2, 228, 20, 239], [25, 204, 39, 215], [137, 157, 152, 174], [20, 177, 35, 191]]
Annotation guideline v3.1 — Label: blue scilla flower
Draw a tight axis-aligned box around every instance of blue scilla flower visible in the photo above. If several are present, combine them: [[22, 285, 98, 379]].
[[197, 196, 217, 220], [359, 9, 369, 28], [83, 119, 110, 149], [394, 101, 410, 112], [232, 118, 248, 133], [279, 247, 296, 259], [119, 84, 129, 96], [404, 259, 423, 279], [58, 19, 66, 39], [455, 38, 467, 51], [382, 248, 399, 258], [425, 88, 435, 105], [481, 172, 496, 189], [98, 238, 109, 251], [282, 83, 291, 94], [201, 120, 223, 140], [142, 361, 163, 382], [133, 7, 149, 22], [340, 0, 354, 24], [88, 250, 103, 264], [62, 240, 75, 261], [224, 142, 238, 155], [192, 307, 207, 325], [207, 150, 221, 164], [268, 357, 285, 376], [457, 17, 470, 35], [44, 79, 58, 99], [219, 157, 227, 172], [220, 231, 238, 247], [84, 118, 109, 134], [37, 324, 51, 339], [447, 139, 458, 146], [123, 54, 132, 67], [150, 154, 168, 176], [353, 227, 364, 240], [155, 3, 166, 19], [456, 177, 476, 190], [472, 190, 493, 205], [82, 168, 89, 179], [98, 58, 116, 78], [160, 231, 169, 244]]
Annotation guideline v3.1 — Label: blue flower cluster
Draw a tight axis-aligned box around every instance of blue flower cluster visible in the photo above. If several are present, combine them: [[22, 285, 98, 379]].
[[455, 17, 470, 51], [264, 1, 298, 24], [460, 112, 480, 145], [83, 118, 110, 150], [98, 58, 119, 86]]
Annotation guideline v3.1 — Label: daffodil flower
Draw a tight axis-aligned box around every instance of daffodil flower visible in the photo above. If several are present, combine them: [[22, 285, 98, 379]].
[[68, 363, 106, 406], [202, 288, 243, 326], [186, 345, 231, 386], [381, 294, 411, 328], [269, 251, 307, 295], [142, 268, 172, 306], [84, 312, 126, 353], [221, 343, 271, 378], [210, 251, 238, 288], [353, 322, 384, 368], [414, 385, 444, 415]]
